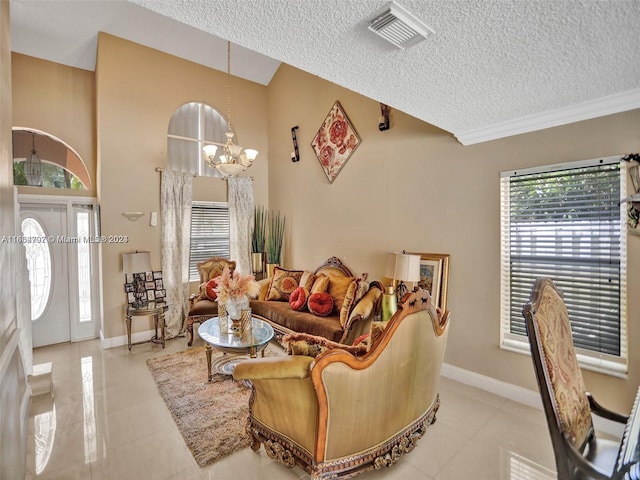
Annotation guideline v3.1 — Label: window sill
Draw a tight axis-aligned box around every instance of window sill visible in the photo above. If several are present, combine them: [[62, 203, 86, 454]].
[[501, 338, 628, 379]]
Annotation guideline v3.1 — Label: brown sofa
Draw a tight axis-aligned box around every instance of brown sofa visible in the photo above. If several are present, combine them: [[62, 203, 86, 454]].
[[250, 257, 382, 346], [186, 256, 381, 347], [233, 288, 450, 479]]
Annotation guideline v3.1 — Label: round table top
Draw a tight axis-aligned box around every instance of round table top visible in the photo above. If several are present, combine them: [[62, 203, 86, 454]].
[[198, 316, 274, 351]]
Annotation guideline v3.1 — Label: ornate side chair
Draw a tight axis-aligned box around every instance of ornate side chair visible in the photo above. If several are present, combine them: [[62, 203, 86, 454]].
[[522, 278, 640, 480], [185, 257, 236, 346], [234, 289, 450, 479]]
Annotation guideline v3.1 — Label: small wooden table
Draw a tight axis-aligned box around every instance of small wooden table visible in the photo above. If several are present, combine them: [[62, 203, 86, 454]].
[[198, 317, 274, 381], [125, 302, 169, 350]]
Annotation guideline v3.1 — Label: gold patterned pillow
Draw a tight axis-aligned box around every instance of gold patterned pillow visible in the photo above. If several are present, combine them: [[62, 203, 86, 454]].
[[327, 274, 355, 314], [266, 267, 304, 301], [299, 270, 317, 290], [339, 278, 370, 327], [310, 274, 329, 294]]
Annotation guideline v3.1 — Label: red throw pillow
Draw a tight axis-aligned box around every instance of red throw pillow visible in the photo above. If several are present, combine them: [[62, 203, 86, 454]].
[[205, 277, 219, 301], [308, 292, 333, 317], [289, 287, 309, 311]]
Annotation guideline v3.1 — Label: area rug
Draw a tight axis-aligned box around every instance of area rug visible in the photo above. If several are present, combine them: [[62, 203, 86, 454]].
[[147, 346, 274, 467]]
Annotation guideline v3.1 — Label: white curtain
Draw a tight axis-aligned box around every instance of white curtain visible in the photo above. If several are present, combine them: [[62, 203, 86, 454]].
[[228, 177, 254, 275], [160, 170, 193, 338]]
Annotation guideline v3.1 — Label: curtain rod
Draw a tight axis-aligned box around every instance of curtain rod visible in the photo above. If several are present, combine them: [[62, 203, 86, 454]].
[[154, 167, 253, 180]]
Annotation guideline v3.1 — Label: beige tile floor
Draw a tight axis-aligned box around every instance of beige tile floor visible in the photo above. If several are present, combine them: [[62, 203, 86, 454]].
[[26, 335, 560, 480]]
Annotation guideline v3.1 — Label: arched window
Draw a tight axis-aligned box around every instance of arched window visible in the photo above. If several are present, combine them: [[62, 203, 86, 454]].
[[167, 102, 229, 177], [12, 128, 89, 189], [21, 217, 53, 321]]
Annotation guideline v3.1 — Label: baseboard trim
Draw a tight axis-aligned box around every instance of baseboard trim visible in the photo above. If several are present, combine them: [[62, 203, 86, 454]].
[[441, 362, 625, 438], [99, 329, 156, 349]]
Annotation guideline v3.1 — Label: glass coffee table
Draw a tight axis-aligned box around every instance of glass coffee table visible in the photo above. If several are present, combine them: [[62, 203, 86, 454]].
[[198, 316, 274, 381]]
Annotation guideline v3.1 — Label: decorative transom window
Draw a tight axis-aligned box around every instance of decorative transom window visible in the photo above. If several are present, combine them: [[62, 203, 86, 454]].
[[21, 217, 53, 320], [500, 156, 627, 376], [167, 102, 229, 177]]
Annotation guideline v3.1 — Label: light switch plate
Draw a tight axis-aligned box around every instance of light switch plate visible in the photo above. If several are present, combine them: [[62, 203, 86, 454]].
[[150, 212, 158, 226]]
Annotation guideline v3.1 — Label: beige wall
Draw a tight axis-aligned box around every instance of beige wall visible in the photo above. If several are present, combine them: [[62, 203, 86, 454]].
[[96, 33, 269, 340], [12, 53, 96, 197], [267, 63, 640, 412]]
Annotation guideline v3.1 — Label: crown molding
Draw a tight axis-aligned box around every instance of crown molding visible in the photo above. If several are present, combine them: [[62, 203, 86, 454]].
[[455, 88, 640, 146]]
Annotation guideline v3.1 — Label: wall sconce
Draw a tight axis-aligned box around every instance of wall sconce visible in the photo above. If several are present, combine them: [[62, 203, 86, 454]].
[[122, 212, 144, 221]]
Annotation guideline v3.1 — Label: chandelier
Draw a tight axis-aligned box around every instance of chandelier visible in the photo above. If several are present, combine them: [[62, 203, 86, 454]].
[[203, 41, 258, 177], [24, 132, 43, 186]]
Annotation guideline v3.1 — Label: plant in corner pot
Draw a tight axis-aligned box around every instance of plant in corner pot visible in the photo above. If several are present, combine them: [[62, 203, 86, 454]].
[[251, 205, 266, 274], [214, 266, 260, 334], [266, 210, 285, 277]]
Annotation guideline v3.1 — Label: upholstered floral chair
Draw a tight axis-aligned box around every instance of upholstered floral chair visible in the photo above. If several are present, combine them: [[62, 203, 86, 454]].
[[233, 288, 450, 479], [185, 257, 236, 346], [522, 278, 638, 480]]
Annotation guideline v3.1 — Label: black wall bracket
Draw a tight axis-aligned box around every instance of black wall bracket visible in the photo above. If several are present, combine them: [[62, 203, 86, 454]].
[[291, 126, 300, 162]]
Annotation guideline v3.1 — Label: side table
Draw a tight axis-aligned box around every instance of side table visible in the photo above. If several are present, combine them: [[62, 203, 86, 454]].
[[125, 302, 170, 350]]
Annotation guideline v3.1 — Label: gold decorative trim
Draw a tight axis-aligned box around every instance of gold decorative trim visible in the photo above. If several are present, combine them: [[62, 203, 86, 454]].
[[246, 391, 440, 479]]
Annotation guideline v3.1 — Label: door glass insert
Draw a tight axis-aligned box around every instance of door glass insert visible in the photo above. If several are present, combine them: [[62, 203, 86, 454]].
[[21, 217, 53, 320], [76, 211, 92, 323]]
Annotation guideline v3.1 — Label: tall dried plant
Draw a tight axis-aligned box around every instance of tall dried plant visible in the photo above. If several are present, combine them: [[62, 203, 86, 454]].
[[266, 210, 285, 264]]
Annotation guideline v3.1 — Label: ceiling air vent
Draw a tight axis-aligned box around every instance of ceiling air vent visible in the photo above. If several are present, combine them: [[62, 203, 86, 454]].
[[368, 1, 434, 50]]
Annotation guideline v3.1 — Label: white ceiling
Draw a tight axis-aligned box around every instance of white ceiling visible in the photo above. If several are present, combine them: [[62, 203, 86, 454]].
[[10, 0, 640, 145]]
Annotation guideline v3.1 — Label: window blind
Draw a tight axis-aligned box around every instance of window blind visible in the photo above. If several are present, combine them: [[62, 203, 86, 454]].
[[189, 201, 230, 281], [500, 157, 626, 362]]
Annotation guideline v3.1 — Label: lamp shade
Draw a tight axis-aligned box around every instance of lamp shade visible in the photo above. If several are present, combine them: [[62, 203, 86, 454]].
[[385, 252, 421, 282], [122, 251, 152, 274]]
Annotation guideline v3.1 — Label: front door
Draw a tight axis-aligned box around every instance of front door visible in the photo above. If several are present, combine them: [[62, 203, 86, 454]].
[[20, 203, 70, 347], [20, 199, 99, 348]]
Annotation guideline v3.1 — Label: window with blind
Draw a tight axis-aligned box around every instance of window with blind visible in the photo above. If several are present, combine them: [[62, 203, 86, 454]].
[[189, 201, 230, 281], [500, 156, 627, 375]]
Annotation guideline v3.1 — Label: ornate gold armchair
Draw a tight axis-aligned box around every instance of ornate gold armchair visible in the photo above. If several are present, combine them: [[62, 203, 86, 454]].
[[185, 256, 236, 346], [233, 289, 450, 479], [523, 278, 640, 480]]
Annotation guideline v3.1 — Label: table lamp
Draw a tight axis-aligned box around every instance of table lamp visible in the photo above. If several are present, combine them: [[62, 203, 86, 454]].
[[123, 251, 152, 307], [381, 251, 421, 321]]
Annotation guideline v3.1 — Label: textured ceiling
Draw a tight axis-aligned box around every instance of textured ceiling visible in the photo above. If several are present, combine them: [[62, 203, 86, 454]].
[[10, 0, 640, 145]]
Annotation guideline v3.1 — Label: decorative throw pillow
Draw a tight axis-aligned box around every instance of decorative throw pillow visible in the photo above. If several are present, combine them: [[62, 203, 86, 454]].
[[308, 292, 334, 317], [205, 277, 219, 301], [283, 332, 368, 358], [197, 257, 236, 283], [267, 267, 304, 301], [289, 287, 310, 311], [299, 270, 317, 290], [327, 274, 355, 314], [339, 278, 369, 327], [310, 274, 329, 294]]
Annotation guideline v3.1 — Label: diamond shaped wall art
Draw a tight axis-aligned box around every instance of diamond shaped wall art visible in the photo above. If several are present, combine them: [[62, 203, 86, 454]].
[[311, 101, 361, 184]]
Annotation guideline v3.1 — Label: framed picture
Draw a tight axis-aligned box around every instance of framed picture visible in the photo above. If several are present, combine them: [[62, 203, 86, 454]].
[[311, 101, 361, 184], [407, 252, 450, 312], [124, 271, 165, 306]]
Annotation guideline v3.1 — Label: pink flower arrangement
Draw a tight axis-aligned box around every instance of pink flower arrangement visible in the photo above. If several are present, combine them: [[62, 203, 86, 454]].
[[214, 265, 260, 304]]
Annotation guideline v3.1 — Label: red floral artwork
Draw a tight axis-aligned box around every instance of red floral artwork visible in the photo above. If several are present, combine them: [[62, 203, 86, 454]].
[[311, 101, 361, 183]]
